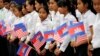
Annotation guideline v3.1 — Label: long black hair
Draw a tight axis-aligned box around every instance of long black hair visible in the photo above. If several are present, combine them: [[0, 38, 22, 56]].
[[80, 0, 96, 14], [57, 0, 78, 21]]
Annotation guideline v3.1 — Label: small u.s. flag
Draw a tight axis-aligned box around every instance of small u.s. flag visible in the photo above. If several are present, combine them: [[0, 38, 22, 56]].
[[14, 23, 28, 38], [54, 23, 68, 43], [68, 22, 87, 43], [0, 27, 6, 36], [17, 43, 32, 56], [0, 20, 6, 36], [44, 30, 54, 42], [31, 31, 46, 53], [5, 24, 12, 33]]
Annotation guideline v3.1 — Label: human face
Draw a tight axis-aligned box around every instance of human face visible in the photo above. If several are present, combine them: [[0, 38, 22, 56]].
[[93, 0, 100, 13], [39, 8, 48, 21], [35, 1, 42, 11], [26, 1, 33, 12], [10, 4, 16, 12], [13, 8, 20, 17], [49, 0, 58, 11], [77, 0, 87, 13], [0, 0, 4, 9], [58, 7, 66, 14], [22, 6, 28, 15]]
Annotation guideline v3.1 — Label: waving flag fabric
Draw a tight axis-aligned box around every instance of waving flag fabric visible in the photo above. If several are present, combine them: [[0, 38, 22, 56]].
[[31, 31, 46, 53], [14, 23, 28, 38], [68, 22, 87, 43], [54, 23, 68, 43], [44, 30, 54, 42], [17, 43, 32, 56], [0, 20, 6, 36]]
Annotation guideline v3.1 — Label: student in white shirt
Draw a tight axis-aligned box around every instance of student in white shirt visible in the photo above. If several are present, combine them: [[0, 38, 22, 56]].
[[0, 0, 9, 21], [0, 0, 9, 56], [48, 0, 64, 53], [7, 4, 25, 56], [34, 5, 53, 56], [4, 1, 17, 27], [54, 0, 77, 56], [24, 0, 41, 44], [91, 0, 100, 56], [72, 0, 96, 56]]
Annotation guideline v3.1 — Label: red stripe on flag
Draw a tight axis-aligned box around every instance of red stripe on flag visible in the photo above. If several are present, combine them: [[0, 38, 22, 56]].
[[25, 47, 32, 56], [15, 29, 28, 39]]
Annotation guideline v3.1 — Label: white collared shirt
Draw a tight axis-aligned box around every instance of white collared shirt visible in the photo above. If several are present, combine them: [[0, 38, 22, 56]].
[[76, 9, 81, 19], [0, 7, 8, 20], [35, 15, 53, 34], [24, 11, 40, 33], [78, 10, 96, 37], [50, 11, 64, 30], [23, 11, 41, 41], [33, 15, 53, 49], [59, 13, 76, 52], [92, 13, 100, 49]]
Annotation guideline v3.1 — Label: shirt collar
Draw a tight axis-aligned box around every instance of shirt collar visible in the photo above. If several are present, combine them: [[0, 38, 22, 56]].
[[82, 10, 91, 19]]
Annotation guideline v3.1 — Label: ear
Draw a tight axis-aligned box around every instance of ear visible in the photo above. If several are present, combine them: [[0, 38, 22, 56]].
[[31, 5, 35, 9], [85, 3, 88, 9]]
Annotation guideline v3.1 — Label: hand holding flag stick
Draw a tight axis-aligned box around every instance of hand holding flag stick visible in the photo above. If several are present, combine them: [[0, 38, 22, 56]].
[[31, 31, 46, 54]]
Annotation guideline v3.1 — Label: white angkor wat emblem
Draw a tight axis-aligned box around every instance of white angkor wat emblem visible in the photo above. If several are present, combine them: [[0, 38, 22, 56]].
[[74, 27, 82, 34], [62, 28, 67, 34], [48, 34, 53, 38]]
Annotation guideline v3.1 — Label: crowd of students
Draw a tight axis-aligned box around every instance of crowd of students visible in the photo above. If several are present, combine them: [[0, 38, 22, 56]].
[[0, 0, 100, 56]]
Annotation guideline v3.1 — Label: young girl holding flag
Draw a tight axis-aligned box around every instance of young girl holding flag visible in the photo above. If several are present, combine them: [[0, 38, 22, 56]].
[[72, 0, 96, 56], [91, 0, 100, 56], [48, 0, 63, 53], [33, 5, 53, 56], [24, 0, 40, 44], [54, 0, 77, 56]]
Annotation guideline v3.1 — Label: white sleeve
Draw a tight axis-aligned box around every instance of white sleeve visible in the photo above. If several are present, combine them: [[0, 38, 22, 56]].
[[88, 14, 96, 26], [56, 42, 60, 47], [59, 35, 71, 52], [20, 36, 27, 42], [44, 41, 51, 49], [26, 30, 35, 42]]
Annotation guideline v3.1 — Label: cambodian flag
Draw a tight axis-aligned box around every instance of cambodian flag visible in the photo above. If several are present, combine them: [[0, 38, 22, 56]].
[[54, 23, 68, 43], [44, 30, 55, 42], [68, 22, 87, 42], [17, 43, 32, 56]]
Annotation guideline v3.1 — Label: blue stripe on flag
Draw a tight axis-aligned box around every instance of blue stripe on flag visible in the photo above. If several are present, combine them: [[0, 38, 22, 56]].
[[61, 32, 68, 37], [46, 38, 54, 42]]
